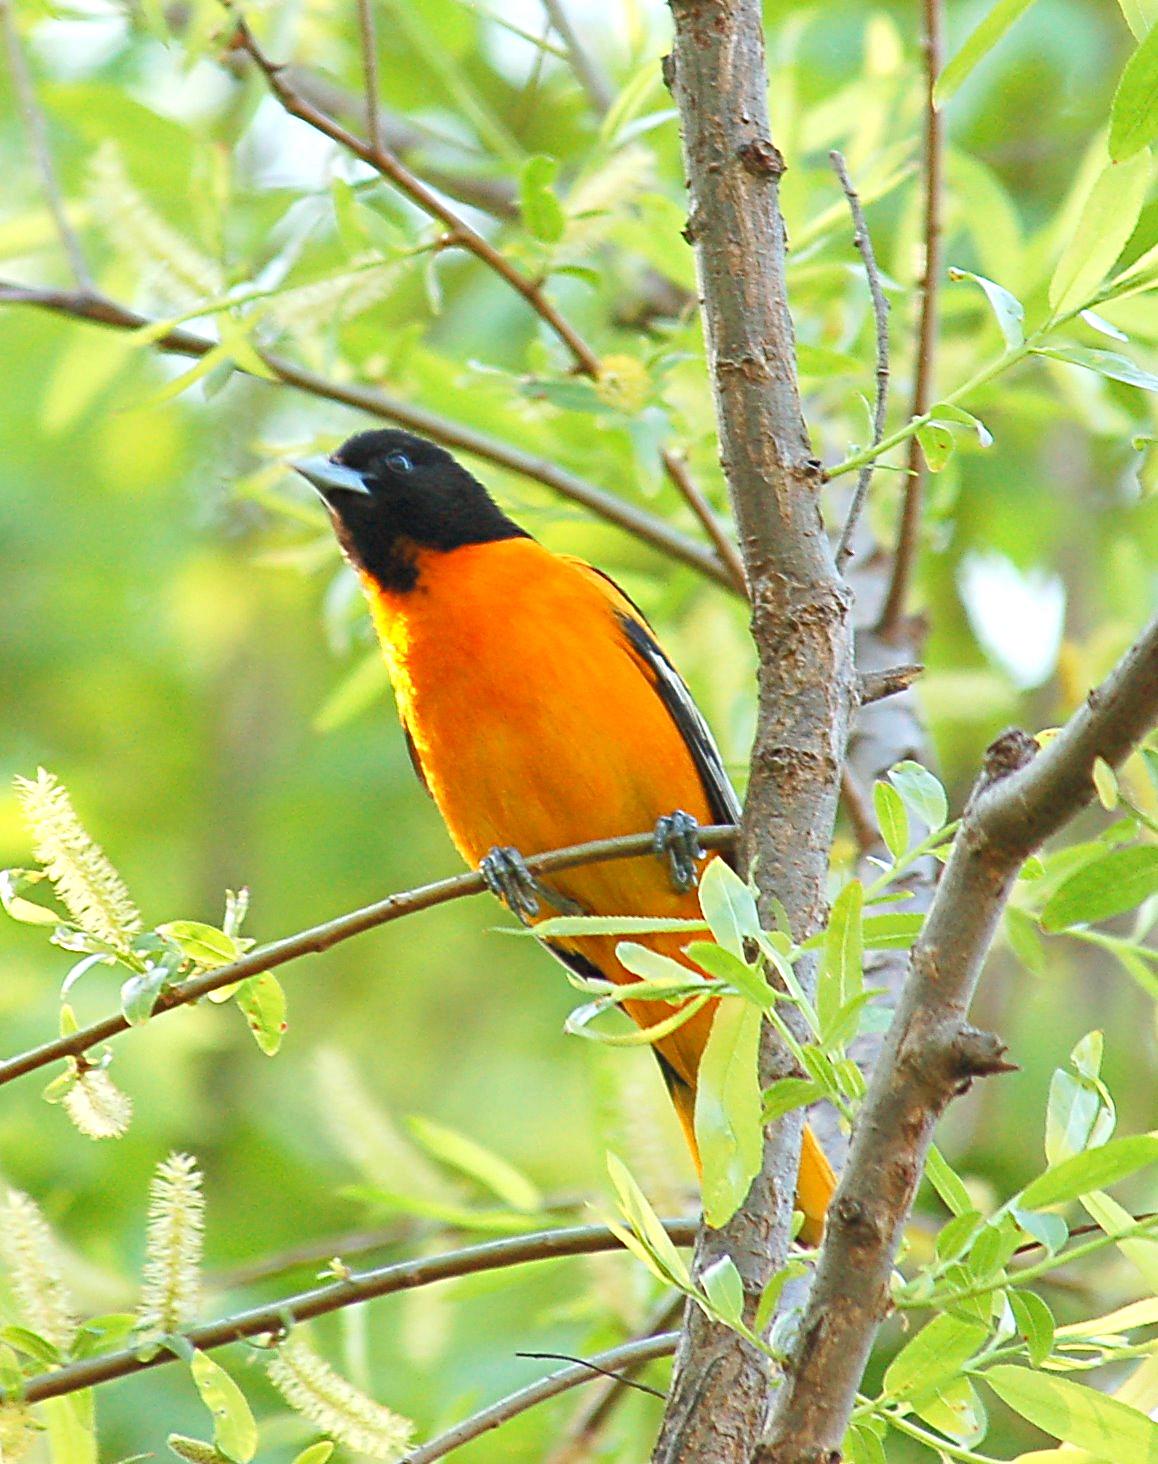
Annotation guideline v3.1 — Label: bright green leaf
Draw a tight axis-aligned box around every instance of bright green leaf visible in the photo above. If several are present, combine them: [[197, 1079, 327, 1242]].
[[235, 974, 286, 1056], [1041, 845, 1158, 930], [873, 781, 909, 861], [1110, 24, 1158, 159], [982, 1365, 1158, 1457], [888, 761, 949, 830], [934, 0, 1041, 105], [519, 155, 565, 243], [189, 1352, 257, 1464], [1021, 1134, 1158, 1209], [948, 267, 1025, 348], [1049, 152, 1151, 314], [699, 1254, 744, 1326], [1035, 343, 1158, 391], [694, 998, 763, 1227], [697, 859, 761, 960], [1009, 1288, 1056, 1366], [883, 1313, 989, 1402], [407, 1116, 541, 1212]]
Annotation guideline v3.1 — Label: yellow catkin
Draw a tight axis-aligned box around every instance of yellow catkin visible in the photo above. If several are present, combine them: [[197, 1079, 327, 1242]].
[[267, 1334, 414, 1461]]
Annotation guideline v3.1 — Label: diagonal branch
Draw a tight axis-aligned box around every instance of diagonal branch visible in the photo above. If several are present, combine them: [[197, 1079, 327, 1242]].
[[877, 0, 945, 638], [760, 611, 1158, 1462], [0, 825, 737, 1089], [405, 1333, 679, 1464], [540, 0, 613, 114], [0, 282, 732, 586], [0, 0, 91, 289], [6, 1221, 696, 1405]]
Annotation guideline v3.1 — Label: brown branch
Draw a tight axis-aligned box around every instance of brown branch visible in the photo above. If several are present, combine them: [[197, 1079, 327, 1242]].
[[404, 1333, 679, 1464], [658, 5, 855, 1458], [830, 151, 890, 572], [355, 0, 384, 155], [660, 449, 748, 596], [229, 8, 602, 377], [877, 0, 944, 639], [7, 1222, 696, 1406], [0, 825, 737, 1089], [760, 611, 1158, 1463], [0, 281, 732, 587], [858, 662, 923, 706], [0, 0, 91, 288], [540, 0, 613, 114], [547, 1293, 684, 1463]]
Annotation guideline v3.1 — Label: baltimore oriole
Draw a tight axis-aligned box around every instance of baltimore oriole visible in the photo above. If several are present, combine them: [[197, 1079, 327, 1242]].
[[294, 429, 834, 1243]]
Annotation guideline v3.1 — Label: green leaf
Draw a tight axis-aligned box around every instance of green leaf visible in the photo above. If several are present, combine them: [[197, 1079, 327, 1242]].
[[120, 965, 171, 1026], [926, 1143, 974, 1216], [1082, 1189, 1158, 1291], [290, 1445, 334, 1464], [928, 400, 995, 448], [235, 974, 286, 1056], [915, 1375, 986, 1444], [916, 420, 955, 472], [699, 1254, 744, 1326], [1009, 1288, 1055, 1366], [606, 1153, 691, 1286], [1013, 1207, 1069, 1253], [762, 1077, 823, 1124], [861, 913, 925, 949], [407, 1116, 542, 1211], [156, 921, 241, 969], [1041, 845, 1158, 930], [873, 781, 909, 861], [1110, 24, 1158, 160], [697, 859, 761, 960], [818, 880, 864, 1040], [883, 1313, 989, 1403], [1049, 152, 1151, 314], [948, 267, 1025, 348], [934, 0, 1041, 105], [888, 761, 949, 831], [682, 941, 774, 1008], [1045, 1068, 1112, 1164], [0, 868, 61, 925], [1021, 1134, 1158, 1209], [190, 1352, 257, 1464], [1035, 343, 1158, 392], [981, 1365, 1158, 1457], [43, 1393, 97, 1464], [519, 155, 565, 243], [519, 914, 708, 938], [694, 998, 764, 1227]]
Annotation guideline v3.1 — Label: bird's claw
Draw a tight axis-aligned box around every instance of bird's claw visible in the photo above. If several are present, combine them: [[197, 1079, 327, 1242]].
[[654, 809, 703, 893], [480, 846, 583, 925]]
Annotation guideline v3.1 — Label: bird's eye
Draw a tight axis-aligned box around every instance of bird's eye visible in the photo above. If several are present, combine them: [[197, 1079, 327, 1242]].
[[385, 451, 414, 474]]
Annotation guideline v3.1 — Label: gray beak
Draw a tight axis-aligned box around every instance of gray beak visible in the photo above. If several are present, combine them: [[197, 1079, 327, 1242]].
[[290, 455, 372, 499]]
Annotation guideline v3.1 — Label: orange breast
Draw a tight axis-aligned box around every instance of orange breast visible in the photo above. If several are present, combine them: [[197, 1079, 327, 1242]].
[[362, 537, 720, 1086]]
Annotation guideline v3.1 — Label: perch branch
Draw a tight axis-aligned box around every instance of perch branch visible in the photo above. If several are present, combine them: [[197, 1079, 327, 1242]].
[[760, 611, 1158, 1462], [0, 826, 737, 1089], [540, 0, 613, 114], [7, 1221, 696, 1405]]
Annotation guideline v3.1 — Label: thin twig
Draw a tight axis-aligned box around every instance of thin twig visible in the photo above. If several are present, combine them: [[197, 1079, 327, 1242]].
[[355, 0, 384, 154], [547, 1293, 684, 1463], [0, 0, 91, 288], [404, 1333, 679, 1464], [540, 0, 613, 114], [514, 1351, 665, 1401], [840, 767, 880, 855], [660, 449, 748, 596], [228, 8, 601, 376], [0, 824, 737, 1088], [831, 150, 889, 572], [0, 282, 732, 587], [761, 612, 1158, 1460], [877, 0, 944, 637], [7, 1223, 696, 1405]]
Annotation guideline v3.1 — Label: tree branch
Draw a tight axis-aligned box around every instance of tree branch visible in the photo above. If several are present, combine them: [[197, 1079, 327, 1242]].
[[877, 0, 944, 639], [0, 281, 732, 586], [760, 611, 1158, 1462], [404, 1332, 679, 1464], [355, 0, 384, 155], [7, 1221, 696, 1406], [0, 825, 737, 1089], [830, 151, 890, 573], [658, 4, 855, 1457], [660, 449, 748, 596], [0, 0, 91, 289], [540, 0, 613, 115]]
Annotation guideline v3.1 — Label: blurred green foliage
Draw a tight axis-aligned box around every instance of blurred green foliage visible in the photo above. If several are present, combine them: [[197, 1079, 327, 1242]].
[[0, 0, 1155, 1459]]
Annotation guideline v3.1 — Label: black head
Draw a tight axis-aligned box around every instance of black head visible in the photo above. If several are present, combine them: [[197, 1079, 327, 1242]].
[[292, 429, 528, 591]]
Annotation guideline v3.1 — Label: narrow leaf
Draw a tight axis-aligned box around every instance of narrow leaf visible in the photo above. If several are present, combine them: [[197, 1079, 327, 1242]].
[[1021, 1134, 1158, 1209], [934, 0, 1041, 105], [1041, 845, 1158, 930], [1049, 152, 1151, 314], [873, 781, 910, 861], [948, 267, 1025, 348], [697, 859, 760, 959], [694, 999, 763, 1227], [190, 1352, 257, 1464], [1110, 24, 1158, 160], [983, 1365, 1158, 1457]]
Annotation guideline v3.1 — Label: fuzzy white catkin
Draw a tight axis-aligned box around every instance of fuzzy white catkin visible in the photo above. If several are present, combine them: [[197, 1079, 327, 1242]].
[[267, 1334, 414, 1461], [14, 769, 142, 955], [62, 1067, 133, 1140], [0, 1190, 79, 1351], [136, 1152, 205, 1338]]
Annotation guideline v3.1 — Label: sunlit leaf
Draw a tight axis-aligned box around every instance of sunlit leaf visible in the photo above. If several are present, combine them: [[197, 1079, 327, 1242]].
[[1049, 152, 1151, 314], [694, 998, 763, 1227]]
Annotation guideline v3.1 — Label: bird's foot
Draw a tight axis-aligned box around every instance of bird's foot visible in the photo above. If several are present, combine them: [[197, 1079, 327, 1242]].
[[654, 809, 704, 893], [480, 846, 583, 926]]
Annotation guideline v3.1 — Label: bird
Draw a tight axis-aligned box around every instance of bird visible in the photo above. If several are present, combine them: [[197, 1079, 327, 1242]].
[[292, 428, 834, 1243]]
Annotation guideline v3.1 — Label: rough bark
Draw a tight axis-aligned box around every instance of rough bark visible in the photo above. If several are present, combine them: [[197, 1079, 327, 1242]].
[[759, 613, 1158, 1462], [656, 3, 855, 1458]]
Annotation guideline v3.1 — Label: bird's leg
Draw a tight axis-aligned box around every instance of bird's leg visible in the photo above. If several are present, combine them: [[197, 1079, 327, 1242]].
[[480, 846, 584, 926], [653, 810, 704, 893]]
